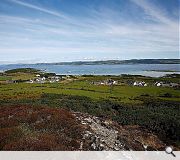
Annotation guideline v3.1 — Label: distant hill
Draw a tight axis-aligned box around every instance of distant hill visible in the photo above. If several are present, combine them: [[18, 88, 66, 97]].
[[37, 59, 180, 65], [4, 68, 41, 74]]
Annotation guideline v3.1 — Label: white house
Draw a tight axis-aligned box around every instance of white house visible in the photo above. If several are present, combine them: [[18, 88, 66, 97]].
[[156, 83, 162, 87], [113, 81, 118, 85], [42, 77, 46, 81], [133, 81, 147, 87]]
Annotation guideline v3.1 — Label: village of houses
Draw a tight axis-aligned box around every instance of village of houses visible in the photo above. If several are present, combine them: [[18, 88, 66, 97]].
[[91, 79, 179, 88], [5, 73, 179, 88], [26, 74, 62, 84]]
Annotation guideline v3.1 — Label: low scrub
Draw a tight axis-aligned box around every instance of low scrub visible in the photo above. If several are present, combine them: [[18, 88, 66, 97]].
[[0, 105, 84, 150]]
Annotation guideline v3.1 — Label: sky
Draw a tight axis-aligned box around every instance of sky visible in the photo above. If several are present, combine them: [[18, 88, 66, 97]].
[[0, 0, 179, 64]]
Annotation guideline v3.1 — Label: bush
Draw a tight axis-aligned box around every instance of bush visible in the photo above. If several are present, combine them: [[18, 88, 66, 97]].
[[160, 93, 172, 98]]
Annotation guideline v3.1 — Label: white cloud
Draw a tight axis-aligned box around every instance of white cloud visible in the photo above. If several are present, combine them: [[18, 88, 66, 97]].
[[11, 0, 68, 20], [130, 0, 177, 26]]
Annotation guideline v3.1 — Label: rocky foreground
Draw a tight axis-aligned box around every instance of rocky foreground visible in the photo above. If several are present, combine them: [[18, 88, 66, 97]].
[[0, 105, 168, 151], [75, 112, 165, 151]]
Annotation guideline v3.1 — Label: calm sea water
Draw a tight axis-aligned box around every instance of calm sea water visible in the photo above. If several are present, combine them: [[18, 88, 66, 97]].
[[0, 64, 179, 77]]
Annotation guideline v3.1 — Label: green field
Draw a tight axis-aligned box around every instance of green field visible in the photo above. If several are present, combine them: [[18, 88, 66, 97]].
[[0, 77, 179, 103]]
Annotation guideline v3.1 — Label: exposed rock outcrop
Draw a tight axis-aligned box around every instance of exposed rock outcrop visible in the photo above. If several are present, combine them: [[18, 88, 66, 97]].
[[74, 112, 166, 151]]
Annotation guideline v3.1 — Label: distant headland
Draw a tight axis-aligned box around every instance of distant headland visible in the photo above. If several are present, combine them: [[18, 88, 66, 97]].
[[37, 59, 180, 65]]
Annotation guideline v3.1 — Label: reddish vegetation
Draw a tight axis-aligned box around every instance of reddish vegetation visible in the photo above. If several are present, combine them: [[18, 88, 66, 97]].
[[0, 105, 84, 150], [0, 105, 176, 151]]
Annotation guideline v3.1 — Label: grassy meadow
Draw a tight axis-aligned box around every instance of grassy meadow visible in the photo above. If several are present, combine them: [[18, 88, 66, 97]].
[[0, 75, 179, 104]]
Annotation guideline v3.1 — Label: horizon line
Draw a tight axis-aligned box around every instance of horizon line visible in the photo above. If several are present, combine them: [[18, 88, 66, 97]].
[[0, 58, 179, 65]]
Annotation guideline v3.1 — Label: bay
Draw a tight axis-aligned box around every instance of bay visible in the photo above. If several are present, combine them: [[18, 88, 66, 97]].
[[0, 64, 179, 77]]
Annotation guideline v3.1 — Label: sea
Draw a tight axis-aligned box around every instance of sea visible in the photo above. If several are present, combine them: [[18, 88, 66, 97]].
[[0, 64, 179, 77]]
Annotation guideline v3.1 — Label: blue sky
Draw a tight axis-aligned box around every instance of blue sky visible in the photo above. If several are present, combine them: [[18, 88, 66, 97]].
[[0, 0, 179, 63]]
